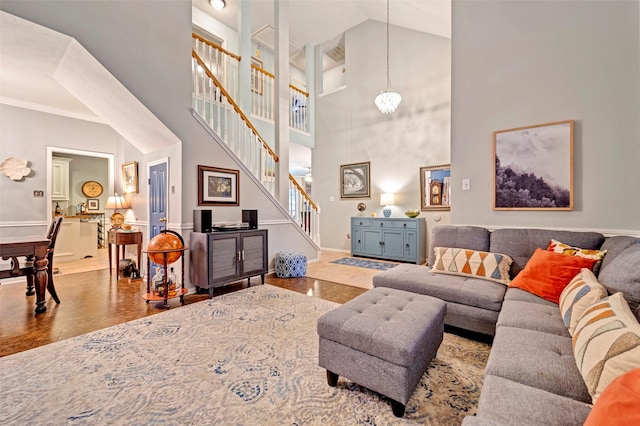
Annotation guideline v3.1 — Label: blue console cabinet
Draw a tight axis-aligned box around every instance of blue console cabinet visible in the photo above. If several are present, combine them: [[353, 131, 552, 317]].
[[351, 217, 426, 264]]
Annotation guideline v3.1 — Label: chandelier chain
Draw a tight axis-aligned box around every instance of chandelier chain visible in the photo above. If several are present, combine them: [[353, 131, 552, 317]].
[[386, 0, 390, 89]]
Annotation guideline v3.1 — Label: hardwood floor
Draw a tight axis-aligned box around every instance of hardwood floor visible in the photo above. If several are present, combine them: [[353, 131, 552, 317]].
[[0, 251, 368, 357]]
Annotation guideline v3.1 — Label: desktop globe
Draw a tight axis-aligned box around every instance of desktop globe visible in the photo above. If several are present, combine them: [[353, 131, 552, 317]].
[[147, 232, 183, 264]]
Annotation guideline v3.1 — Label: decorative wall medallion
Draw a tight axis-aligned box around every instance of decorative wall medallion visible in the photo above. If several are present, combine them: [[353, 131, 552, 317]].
[[0, 157, 31, 181]]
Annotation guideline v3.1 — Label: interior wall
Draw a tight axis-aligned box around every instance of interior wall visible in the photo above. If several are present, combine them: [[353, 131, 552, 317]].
[[314, 20, 451, 251], [0, 104, 125, 237], [451, 0, 640, 234]]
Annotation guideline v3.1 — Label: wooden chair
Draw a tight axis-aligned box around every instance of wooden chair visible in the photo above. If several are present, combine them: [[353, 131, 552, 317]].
[[0, 217, 63, 304]]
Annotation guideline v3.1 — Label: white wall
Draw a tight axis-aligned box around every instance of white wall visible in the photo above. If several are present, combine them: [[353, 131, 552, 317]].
[[314, 20, 451, 251], [451, 0, 640, 235]]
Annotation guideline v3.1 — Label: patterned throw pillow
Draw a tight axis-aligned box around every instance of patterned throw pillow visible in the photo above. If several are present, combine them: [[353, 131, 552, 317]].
[[559, 268, 608, 335], [548, 239, 607, 273], [430, 247, 513, 285], [572, 292, 640, 403]]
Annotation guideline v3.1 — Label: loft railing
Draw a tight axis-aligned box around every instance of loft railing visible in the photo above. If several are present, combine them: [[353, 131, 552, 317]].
[[192, 51, 319, 242], [289, 85, 309, 133]]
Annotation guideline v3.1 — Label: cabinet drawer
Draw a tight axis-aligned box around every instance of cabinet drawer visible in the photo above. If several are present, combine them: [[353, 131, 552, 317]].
[[351, 218, 371, 227], [395, 221, 417, 229]]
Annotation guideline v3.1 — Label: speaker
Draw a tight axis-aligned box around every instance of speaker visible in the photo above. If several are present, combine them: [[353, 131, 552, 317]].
[[194, 209, 213, 233], [242, 209, 258, 229]]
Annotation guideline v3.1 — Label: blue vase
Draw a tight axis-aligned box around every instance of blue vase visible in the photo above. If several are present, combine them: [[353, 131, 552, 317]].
[[383, 207, 391, 218]]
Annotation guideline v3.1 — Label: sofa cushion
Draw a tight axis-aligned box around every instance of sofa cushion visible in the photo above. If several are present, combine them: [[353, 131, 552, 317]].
[[430, 247, 513, 284], [572, 292, 640, 403], [504, 287, 558, 307], [372, 263, 506, 312], [598, 236, 640, 274], [584, 368, 640, 426], [497, 300, 570, 337], [508, 248, 598, 304], [473, 375, 592, 426], [559, 268, 609, 335], [486, 326, 591, 402], [427, 225, 490, 266], [490, 228, 605, 277], [597, 243, 640, 312]]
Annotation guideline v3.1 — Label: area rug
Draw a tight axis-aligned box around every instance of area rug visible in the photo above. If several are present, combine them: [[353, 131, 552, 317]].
[[0, 285, 490, 425], [330, 257, 398, 271]]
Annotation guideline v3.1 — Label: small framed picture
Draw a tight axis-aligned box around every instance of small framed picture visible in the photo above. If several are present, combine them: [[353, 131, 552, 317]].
[[340, 161, 371, 199], [87, 199, 99, 211], [251, 57, 264, 95], [122, 161, 139, 194], [420, 164, 451, 211], [198, 165, 239, 206]]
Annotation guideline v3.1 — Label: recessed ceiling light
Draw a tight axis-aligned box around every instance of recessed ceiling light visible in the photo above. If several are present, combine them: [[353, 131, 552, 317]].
[[210, 0, 226, 10]]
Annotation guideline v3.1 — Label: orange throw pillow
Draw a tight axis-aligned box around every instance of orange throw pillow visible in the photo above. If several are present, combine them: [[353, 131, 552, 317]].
[[584, 369, 640, 426], [508, 248, 597, 304]]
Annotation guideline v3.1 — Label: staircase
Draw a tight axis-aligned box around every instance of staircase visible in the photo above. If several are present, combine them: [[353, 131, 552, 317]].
[[191, 36, 320, 244]]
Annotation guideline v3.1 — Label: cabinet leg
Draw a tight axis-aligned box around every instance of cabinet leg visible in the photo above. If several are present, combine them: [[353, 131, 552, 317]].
[[208, 287, 214, 299], [247, 277, 251, 287], [261, 274, 265, 285]]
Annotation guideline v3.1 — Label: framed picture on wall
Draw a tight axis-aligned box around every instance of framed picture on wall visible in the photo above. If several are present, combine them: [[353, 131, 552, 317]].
[[340, 161, 370, 199], [198, 165, 239, 206], [493, 120, 574, 210], [420, 164, 451, 211], [87, 199, 99, 211], [122, 161, 139, 194]]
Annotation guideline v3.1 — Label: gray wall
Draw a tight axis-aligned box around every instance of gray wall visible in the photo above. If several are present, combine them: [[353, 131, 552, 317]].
[[313, 20, 452, 250], [451, 0, 640, 234]]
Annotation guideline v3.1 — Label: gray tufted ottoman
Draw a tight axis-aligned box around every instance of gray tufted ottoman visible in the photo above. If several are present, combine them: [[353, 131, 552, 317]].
[[317, 287, 446, 417]]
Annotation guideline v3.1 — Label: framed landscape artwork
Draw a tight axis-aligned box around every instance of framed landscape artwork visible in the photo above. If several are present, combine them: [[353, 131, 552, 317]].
[[420, 164, 451, 211], [198, 165, 239, 206], [340, 162, 370, 199], [493, 120, 574, 210]]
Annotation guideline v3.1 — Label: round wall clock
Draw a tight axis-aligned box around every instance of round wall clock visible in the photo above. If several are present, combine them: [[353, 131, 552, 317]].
[[82, 180, 104, 198]]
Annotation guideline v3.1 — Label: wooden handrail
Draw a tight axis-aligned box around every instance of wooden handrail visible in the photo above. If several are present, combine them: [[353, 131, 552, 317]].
[[289, 84, 309, 97], [250, 66, 309, 98], [251, 64, 275, 79], [192, 50, 279, 162], [192, 33, 241, 61], [289, 176, 318, 211]]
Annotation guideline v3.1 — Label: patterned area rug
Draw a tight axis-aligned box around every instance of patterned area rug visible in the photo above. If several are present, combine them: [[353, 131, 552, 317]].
[[330, 257, 399, 271], [0, 285, 490, 425]]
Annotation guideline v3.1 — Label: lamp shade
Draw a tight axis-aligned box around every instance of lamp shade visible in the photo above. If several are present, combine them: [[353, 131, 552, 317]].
[[380, 193, 395, 206], [105, 194, 130, 210]]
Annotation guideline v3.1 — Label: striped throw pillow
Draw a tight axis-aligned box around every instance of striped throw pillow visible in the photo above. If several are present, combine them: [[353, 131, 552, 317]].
[[572, 292, 640, 403], [430, 247, 513, 285], [559, 269, 608, 335]]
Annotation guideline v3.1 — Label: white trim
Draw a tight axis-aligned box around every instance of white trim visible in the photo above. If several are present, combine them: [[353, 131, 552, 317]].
[[146, 157, 169, 238], [0, 97, 105, 124], [0, 221, 48, 228], [456, 223, 640, 238]]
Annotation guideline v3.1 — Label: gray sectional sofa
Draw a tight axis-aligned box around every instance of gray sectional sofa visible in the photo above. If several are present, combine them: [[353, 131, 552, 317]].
[[372, 226, 640, 425]]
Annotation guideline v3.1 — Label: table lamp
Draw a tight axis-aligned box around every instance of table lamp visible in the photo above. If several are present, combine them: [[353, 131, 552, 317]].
[[105, 193, 130, 230], [380, 193, 395, 218]]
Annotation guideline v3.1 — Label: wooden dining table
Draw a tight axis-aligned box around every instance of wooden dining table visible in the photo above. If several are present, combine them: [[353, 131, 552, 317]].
[[0, 236, 54, 314]]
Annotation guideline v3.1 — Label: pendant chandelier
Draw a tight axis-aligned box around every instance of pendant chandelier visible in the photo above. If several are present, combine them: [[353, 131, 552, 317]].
[[375, 0, 401, 114]]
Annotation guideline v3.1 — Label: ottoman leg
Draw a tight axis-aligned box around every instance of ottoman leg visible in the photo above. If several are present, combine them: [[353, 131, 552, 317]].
[[391, 400, 406, 417], [326, 370, 339, 387]]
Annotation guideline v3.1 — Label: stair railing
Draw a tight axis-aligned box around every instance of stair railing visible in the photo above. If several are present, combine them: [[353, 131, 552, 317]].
[[192, 33, 240, 102], [192, 51, 319, 242]]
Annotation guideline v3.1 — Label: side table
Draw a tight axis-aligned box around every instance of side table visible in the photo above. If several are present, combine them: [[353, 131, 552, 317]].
[[108, 230, 142, 279]]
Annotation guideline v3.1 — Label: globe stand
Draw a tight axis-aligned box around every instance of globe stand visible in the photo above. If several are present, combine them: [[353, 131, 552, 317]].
[[143, 230, 188, 309]]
